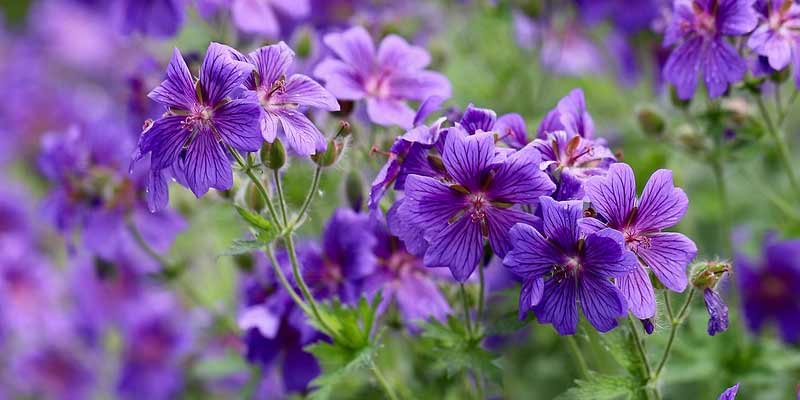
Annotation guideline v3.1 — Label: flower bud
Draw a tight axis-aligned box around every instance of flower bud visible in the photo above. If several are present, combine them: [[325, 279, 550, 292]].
[[335, 120, 351, 138], [260, 139, 286, 170], [245, 181, 266, 212], [294, 27, 314, 59], [669, 86, 691, 109], [312, 139, 341, 167], [637, 106, 666, 138], [345, 169, 364, 211], [691, 261, 732, 290], [233, 253, 255, 273], [675, 123, 710, 155]]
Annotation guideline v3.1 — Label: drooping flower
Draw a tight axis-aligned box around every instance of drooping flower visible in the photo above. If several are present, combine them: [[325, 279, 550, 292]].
[[394, 130, 556, 282], [736, 236, 800, 343], [231, 42, 340, 156], [747, 0, 800, 87], [114, 0, 185, 38], [663, 0, 759, 100], [314, 26, 451, 129], [503, 197, 637, 334], [718, 383, 740, 399], [133, 43, 261, 210], [582, 163, 697, 319], [362, 212, 450, 327], [704, 287, 730, 335]]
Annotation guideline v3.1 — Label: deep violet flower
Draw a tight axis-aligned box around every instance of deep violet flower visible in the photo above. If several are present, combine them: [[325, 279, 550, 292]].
[[663, 0, 759, 100], [393, 130, 555, 282], [133, 43, 261, 210], [583, 163, 697, 319], [503, 197, 637, 334], [736, 236, 800, 343], [537, 88, 596, 139], [748, 0, 800, 87], [704, 287, 730, 335], [718, 383, 740, 399], [13, 343, 95, 400], [457, 104, 530, 148], [532, 130, 616, 200], [229, 42, 340, 156], [114, 0, 185, 38], [314, 26, 451, 129]]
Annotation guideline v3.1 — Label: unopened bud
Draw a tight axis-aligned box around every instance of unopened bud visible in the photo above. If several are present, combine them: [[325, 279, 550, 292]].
[[691, 261, 732, 290], [312, 139, 341, 167], [345, 169, 364, 211], [233, 253, 255, 273], [260, 139, 286, 170], [245, 181, 266, 211], [637, 107, 666, 138], [294, 28, 313, 59], [675, 123, 710, 155], [669, 86, 691, 109], [336, 120, 351, 138]]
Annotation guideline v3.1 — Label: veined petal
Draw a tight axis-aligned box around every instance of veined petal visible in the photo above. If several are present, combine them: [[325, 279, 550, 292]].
[[533, 277, 578, 335], [519, 277, 544, 320], [213, 99, 263, 152], [249, 42, 294, 88], [323, 26, 376, 76], [703, 38, 747, 99], [275, 108, 327, 156], [618, 265, 656, 319], [579, 273, 627, 333], [490, 144, 555, 204], [232, 0, 279, 36], [717, 383, 739, 400], [312, 59, 366, 100], [503, 222, 563, 278], [139, 116, 191, 170], [496, 113, 529, 148], [635, 169, 688, 231], [578, 217, 606, 236], [485, 207, 539, 258], [459, 104, 497, 134], [539, 196, 583, 251], [442, 130, 495, 190], [423, 216, 483, 282], [181, 128, 233, 197], [201, 42, 254, 105], [636, 232, 696, 292], [584, 162, 636, 228], [395, 273, 451, 324], [583, 228, 636, 277], [366, 97, 416, 129], [377, 34, 431, 71], [402, 174, 466, 227], [276, 74, 340, 111], [148, 48, 196, 110], [664, 36, 703, 100], [146, 168, 170, 212], [718, 0, 758, 35], [260, 111, 279, 143], [388, 70, 452, 101]]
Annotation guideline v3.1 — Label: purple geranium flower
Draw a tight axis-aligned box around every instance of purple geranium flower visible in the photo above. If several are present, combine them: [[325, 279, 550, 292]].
[[394, 130, 555, 282], [299, 208, 377, 302], [537, 88, 595, 139], [704, 287, 730, 335], [503, 197, 637, 334], [133, 43, 261, 210], [663, 0, 758, 100], [13, 343, 95, 400], [314, 26, 451, 129], [231, 0, 309, 37], [583, 163, 697, 319], [231, 42, 340, 156], [736, 236, 800, 343], [718, 383, 740, 399], [114, 0, 185, 38], [747, 0, 800, 87]]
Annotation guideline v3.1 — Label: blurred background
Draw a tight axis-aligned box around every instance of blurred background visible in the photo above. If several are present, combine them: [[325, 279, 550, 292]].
[[1, 0, 799, 399]]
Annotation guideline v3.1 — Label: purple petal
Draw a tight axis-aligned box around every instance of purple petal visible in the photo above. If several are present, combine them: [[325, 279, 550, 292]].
[[282, 346, 319, 393], [537, 108, 563, 139], [139, 116, 191, 170], [323, 26, 376, 77], [181, 128, 233, 197], [578, 217, 606, 235], [459, 104, 497, 134], [377, 34, 431, 71], [388, 70, 452, 101], [366, 98, 416, 129], [148, 48, 196, 110], [413, 96, 447, 127], [232, 0, 279, 36], [717, 383, 740, 400], [557, 88, 595, 139], [261, 111, 279, 143], [583, 228, 636, 277], [519, 277, 544, 319], [489, 144, 556, 204], [395, 273, 451, 324], [703, 38, 747, 99], [238, 306, 280, 338], [213, 99, 263, 152], [250, 42, 294, 88], [496, 113, 529, 148], [503, 222, 563, 278], [533, 277, 578, 335], [636, 232, 696, 292], [270, 0, 310, 18], [276, 74, 340, 111], [423, 216, 483, 282], [442, 130, 496, 190], [146, 168, 170, 212], [635, 169, 688, 231], [274, 109, 327, 156], [388, 199, 429, 257], [402, 175, 466, 227], [539, 196, 583, 251], [618, 264, 656, 319], [485, 207, 539, 258], [718, 0, 758, 35], [201, 42, 254, 105], [584, 162, 636, 228], [579, 273, 627, 333], [664, 36, 703, 100], [704, 288, 729, 336], [312, 59, 366, 100]]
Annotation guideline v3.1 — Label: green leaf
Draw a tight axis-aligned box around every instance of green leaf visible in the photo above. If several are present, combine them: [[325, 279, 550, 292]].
[[555, 372, 638, 400], [306, 342, 377, 400], [420, 317, 503, 385], [219, 238, 265, 256], [234, 205, 279, 243]]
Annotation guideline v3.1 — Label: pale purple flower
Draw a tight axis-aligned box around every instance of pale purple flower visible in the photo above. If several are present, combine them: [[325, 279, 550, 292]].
[[747, 0, 800, 87], [583, 163, 697, 319], [503, 197, 637, 334], [132, 43, 261, 210], [314, 26, 451, 129], [663, 0, 759, 99], [231, 0, 309, 37]]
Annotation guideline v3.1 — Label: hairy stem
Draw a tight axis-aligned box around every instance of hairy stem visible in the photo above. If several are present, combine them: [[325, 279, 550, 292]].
[[653, 289, 696, 379], [264, 245, 307, 312], [292, 166, 322, 228], [230, 148, 283, 230], [272, 169, 289, 227], [370, 360, 400, 400], [566, 335, 590, 379], [627, 315, 652, 379], [755, 96, 800, 197], [459, 283, 473, 337]]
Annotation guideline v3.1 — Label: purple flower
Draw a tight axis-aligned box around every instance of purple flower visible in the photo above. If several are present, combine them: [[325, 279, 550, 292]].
[[736, 236, 800, 343], [577, 0, 661, 34], [532, 131, 616, 186], [13, 344, 95, 400], [362, 212, 451, 327], [496, 113, 530, 149], [503, 197, 637, 334], [114, 0, 185, 38], [747, 0, 800, 87], [299, 208, 377, 302], [718, 383, 740, 399], [663, 0, 758, 100], [393, 130, 555, 282], [133, 43, 261, 210], [583, 163, 697, 319], [232, 42, 340, 156], [537, 88, 596, 139], [314, 26, 451, 129], [704, 287, 730, 335], [231, 0, 309, 37]]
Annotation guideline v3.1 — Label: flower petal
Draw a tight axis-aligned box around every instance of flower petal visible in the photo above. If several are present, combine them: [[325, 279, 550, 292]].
[[485, 207, 539, 258], [519, 277, 544, 320], [395, 273, 451, 324], [635, 169, 688, 231], [276, 74, 340, 111], [201, 42, 254, 105], [583, 228, 636, 277], [388, 70, 452, 101], [618, 264, 656, 319], [459, 104, 497, 134], [584, 162, 636, 228], [312, 59, 366, 100], [249, 42, 294, 88], [489, 143, 555, 204], [232, 0, 279, 36], [579, 273, 627, 333], [442, 130, 495, 190], [323, 26, 376, 76], [139, 115, 191, 170], [557, 88, 594, 139], [704, 288, 729, 336], [717, 383, 739, 400], [366, 97, 416, 129], [703, 38, 747, 99], [213, 99, 263, 152], [539, 196, 583, 251], [496, 113, 529, 148], [636, 232, 696, 292], [402, 174, 466, 227], [148, 48, 197, 110], [377, 34, 431, 71], [275, 109, 327, 156], [533, 277, 578, 335], [718, 0, 758, 35], [503, 222, 562, 278], [181, 128, 233, 197], [664, 36, 703, 100], [423, 216, 484, 282]]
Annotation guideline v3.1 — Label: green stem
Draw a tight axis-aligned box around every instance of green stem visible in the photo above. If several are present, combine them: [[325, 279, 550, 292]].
[[755, 96, 800, 197], [292, 166, 323, 228], [477, 262, 485, 325], [459, 283, 473, 337], [370, 360, 400, 400], [710, 157, 731, 251], [264, 245, 307, 312], [627, 315, 652, 379], [778, 90, 798, 126], [653, 289, 696, 380], [566, 335, 590, 379], [230, 148, 283, 230], [272, 169, 289, 226], [126, 215, 173, 269]]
